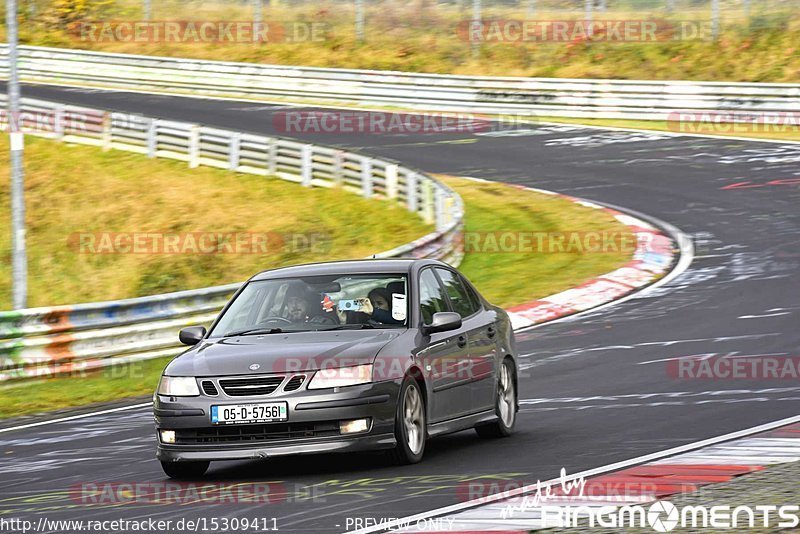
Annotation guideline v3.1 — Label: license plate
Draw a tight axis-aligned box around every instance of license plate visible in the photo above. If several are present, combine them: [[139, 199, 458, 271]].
[[211, 402, 288, 425]]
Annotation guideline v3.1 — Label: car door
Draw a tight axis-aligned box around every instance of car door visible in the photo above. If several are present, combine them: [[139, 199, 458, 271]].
[[416, 267, 473, 423], [434, 268, 497, 412]]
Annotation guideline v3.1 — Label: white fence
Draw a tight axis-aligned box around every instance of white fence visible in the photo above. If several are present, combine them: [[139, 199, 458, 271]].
[[2, 45, 799, 121], [0, 95, 464, 382]]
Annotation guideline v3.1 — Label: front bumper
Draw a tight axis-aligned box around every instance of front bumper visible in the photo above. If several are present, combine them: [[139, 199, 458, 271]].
[[155, 380, 400, 462]]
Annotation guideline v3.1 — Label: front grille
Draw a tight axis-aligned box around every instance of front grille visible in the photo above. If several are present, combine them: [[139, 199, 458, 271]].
[[175, 422, 340, 444], [201, 380, 219, 396], [219, 376, 285, 397], [283, 374, 306, 392]]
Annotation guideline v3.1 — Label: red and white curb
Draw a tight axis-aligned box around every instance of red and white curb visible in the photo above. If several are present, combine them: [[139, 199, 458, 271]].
[[350, 416, 800, 533], [448, 177, 685, 331]]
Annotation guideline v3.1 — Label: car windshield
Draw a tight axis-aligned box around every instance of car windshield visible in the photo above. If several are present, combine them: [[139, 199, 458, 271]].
[[209, 273, 409, 336]]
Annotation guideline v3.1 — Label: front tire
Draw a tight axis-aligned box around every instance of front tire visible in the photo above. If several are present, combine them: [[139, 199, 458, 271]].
[[160, 460, 210, 480], [476, 358, 517, 438], [389, 376, 427, 464]]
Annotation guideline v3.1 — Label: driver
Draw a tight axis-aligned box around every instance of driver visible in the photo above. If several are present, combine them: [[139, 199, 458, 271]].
[[285, 287, 338, 324]]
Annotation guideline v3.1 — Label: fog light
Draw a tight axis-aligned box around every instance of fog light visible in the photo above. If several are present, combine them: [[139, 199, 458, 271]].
[[339, 418, 370, 434], [160, 430, 176, 444]]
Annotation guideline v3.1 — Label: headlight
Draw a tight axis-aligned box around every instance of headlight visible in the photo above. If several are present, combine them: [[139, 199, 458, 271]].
[[308, 364, 373, 389], [157, 376, 200, 396]]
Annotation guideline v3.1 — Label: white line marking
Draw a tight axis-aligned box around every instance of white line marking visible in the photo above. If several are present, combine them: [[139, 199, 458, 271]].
[[535, 119, 800, 146], [738, 312, 792, 319], [346, 414, 800, 534], [639, 351, 788, 365], [0, 402, 152, 434], [519, 387, 800, 404]]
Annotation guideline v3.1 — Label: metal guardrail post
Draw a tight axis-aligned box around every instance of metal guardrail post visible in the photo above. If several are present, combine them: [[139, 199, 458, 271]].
[[266, 138, 277, 175], [444, 196, 455, 226], [229, 131, 241, 171], [471, 0, 481, 59], [146, 118, 157, 158], [333, 150, 344, 186], [386, 164, 398, 199], [407, 171, 418, 213], [361, 157, 373, 198], [434, 188, 445, 232], [301, 144, 313, 186], [355, 0, 365, 42], [711, 0, 720, 40], [54, 105, 65, 140], [188, 125, 200, 168], [101, 112, 112, 151], [422, 180, 435, 225], [585, 0, 594, 37]]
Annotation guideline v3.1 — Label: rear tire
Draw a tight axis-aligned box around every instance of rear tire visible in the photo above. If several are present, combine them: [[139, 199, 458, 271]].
[[389, 376, 427, 464], [160, 460, 210, 480], [475, 358, 517, 438]]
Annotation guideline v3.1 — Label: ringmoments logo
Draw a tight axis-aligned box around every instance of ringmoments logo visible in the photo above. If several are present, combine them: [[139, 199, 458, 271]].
[[537, 501, 800, 530], [497, 470, 799, 531]]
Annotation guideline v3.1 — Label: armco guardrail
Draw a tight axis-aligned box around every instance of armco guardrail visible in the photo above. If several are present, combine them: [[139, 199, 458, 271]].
[[0, 95, 463, 382], [2, 45, 799, 121]]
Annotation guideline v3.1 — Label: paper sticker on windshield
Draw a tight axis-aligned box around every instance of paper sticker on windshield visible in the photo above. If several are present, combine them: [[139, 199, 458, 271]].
[[321, 293, 335, 313], [392, 293, 406, 321]]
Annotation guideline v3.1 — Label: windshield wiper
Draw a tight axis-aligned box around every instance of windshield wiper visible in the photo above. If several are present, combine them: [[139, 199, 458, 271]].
[[223, 327, 284, 338], [325, 323, 376, 330]]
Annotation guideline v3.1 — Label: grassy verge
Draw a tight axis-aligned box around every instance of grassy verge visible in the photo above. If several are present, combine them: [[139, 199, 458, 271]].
[[442, 175, 632, 308], [0, 358, 165, 420], [0, 135, 432, 308], [10, 1, 800, 82], [0, 169, 633, 419]]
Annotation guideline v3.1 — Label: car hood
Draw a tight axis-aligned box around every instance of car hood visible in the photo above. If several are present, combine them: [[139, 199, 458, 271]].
[[165, 329, 403, 377]]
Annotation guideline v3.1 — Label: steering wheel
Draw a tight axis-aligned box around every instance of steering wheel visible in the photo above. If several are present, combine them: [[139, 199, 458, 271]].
[[259, 316, 294, 325], [309, 314, 339, 325]]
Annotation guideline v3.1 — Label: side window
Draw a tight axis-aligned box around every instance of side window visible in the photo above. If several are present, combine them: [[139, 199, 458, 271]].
[[419, 269, 448, 324], [435, 268, 480, 318], [462, 276, 483, 312]]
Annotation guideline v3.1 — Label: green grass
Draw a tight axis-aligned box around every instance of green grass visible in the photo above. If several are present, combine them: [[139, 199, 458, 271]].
[[11, 0, 800, 82], [441, 175, 632, 308], [0, 166, 633, 419], [0, 135, 432, 308], [0, 358, 165, 419]]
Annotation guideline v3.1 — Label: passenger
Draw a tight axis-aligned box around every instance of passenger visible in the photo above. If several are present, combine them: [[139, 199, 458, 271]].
[[365, 287, 403, 325]]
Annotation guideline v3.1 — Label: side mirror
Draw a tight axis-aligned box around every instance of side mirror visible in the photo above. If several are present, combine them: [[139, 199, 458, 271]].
[[422, 312, 462, 335], [179, 326, 207, 346]]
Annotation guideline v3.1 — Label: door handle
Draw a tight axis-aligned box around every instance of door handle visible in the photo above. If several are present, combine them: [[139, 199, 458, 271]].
[[487, 326, 496, 338], [457, 335, 467, 348]]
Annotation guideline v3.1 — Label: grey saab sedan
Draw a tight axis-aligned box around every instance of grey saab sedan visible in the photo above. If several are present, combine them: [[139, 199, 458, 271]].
[[154, 259, 518, 479]]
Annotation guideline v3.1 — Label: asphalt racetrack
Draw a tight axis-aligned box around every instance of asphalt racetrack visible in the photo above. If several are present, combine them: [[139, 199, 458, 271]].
[[2, 85, 799, 532]]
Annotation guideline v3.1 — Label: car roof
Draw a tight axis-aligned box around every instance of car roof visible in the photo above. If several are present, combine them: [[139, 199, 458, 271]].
[[250, 258, 449, 281]]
